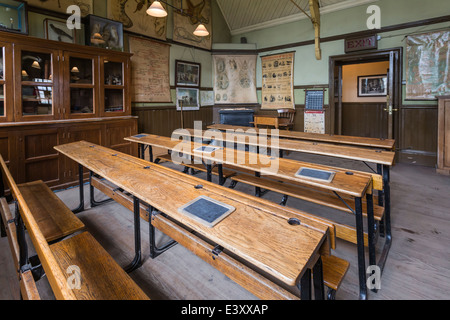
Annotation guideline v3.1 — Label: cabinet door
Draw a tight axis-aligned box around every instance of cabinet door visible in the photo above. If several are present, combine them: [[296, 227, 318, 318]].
[[61, 123, 103, 184], [0, 41, 14, 122], [15, 127, 63, 187], [63, 52, 100, 119], [105, 119, 138, 156], [100, 55, 131, 117], [14, 45, 61, 122]]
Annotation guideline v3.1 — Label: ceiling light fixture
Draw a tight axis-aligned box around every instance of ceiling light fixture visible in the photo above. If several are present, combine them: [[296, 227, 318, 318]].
[[146, 0, 209, 37]]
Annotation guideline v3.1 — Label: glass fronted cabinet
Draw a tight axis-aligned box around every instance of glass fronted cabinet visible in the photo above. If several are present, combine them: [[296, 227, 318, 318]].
[[63, 52, 99, 118], [101, 55, 129, 117], [0, 41, 13, 122], [14, 45, 60, 121]]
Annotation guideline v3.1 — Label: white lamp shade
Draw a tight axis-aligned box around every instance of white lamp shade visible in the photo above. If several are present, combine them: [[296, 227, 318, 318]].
[[147, 1, 168, 17], [193, 24, 209, 37], [71, 66, 80, 73]]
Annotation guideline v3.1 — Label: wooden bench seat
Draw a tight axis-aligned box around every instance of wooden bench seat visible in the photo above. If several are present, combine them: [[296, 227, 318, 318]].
[[156, 153, 237, 179], [0, 154, 150, 300], [17, 181, 85, 243], [50, 231, 150, 300], [321, 255, 350, 299]]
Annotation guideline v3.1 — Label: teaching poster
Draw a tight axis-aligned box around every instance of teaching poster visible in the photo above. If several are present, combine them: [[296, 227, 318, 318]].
[[128, 36, 171, 103], [261, 52, 295, 110], [406, 30, 450, 100], [213, 54, 258, 104]]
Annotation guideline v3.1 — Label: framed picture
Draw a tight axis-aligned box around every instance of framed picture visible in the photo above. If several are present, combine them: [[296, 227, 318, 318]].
[[176, 88, 200, 111], [85, 15, 123, 51], [175, 60, 201, 87], [0, 0, 28, 35], [358, 74, 388, 97], [44, 18, 76, 43]]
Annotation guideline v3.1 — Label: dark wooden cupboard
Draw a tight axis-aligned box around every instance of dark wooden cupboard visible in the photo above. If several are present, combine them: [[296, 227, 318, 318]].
[[0, 31, 137, 189]]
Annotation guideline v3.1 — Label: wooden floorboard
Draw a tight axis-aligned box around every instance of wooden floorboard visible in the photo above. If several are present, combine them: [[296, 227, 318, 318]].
[[1, 151, 449, 300]]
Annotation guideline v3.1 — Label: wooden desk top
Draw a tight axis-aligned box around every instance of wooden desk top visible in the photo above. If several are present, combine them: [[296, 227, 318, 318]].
[[207, 124, 396, 150], [125, 134, 372, 197], [182, 128, 395, 166], [55, 141, 329, 286]]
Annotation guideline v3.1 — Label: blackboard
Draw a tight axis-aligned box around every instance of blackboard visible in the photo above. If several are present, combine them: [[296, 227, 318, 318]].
[[305, 90, 324, 111], [295, 167, 335, 183]]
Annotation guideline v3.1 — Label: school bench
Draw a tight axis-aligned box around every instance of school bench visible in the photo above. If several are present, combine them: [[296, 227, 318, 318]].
[[0, 154, 149, 300], [55, 141, 351, 300]]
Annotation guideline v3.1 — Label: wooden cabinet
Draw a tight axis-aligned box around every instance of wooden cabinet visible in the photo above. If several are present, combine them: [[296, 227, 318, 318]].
[[437, 95, 450, 175], [0, 31, 138, 189]]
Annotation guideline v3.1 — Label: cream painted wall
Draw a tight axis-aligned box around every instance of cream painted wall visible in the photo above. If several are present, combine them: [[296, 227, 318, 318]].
[[342, 61, 390, 103]]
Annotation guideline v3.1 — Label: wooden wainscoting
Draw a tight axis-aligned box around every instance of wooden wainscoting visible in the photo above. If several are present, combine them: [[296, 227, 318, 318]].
[[340, 102, 388, 139], [398, 104, 438, 167], [132, 106, 214, 137]]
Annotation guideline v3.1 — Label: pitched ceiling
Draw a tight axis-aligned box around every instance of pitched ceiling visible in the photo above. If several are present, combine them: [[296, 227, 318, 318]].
[[216, 0, 379, 35]]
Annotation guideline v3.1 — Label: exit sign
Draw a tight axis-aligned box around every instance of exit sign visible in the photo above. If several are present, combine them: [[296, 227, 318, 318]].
[[345, 35, 378, 53]]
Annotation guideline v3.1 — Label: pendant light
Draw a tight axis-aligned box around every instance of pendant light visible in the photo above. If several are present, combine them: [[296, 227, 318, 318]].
[[193, 23, 209, 37], [146, 1, 168, 17], [146, 0, 209, 37]]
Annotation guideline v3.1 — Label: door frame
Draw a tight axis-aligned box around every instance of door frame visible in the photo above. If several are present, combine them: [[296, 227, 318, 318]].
[[329, 47, 403, 142]]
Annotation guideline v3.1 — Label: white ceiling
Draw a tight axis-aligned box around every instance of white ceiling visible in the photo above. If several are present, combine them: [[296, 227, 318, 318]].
[[216, 0, 379, 35]]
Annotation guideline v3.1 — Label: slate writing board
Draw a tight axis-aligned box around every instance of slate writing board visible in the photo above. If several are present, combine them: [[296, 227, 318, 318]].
[[178, 196, 235, 227], [295, 167, 335, 183]]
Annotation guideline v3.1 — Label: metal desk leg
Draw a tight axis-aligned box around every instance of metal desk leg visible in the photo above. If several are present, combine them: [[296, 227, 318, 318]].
[[72, 164, 85, 214], [218, 164, 225, 186], [124, 196, 142, 273], [377, 165, 392, 274], [299, 269, 312, 300], [313, 257, 325, 300], [355, 197, 368, 300], [366, 193, 377, 292], [206, 164, 212, 182], [149, 207, 178, 259], [148, 145, 153, 163], [89, 171, 114, 208]]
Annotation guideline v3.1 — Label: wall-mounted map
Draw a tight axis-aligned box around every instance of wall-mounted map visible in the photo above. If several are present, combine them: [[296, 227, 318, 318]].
[[213, 54, 257, 104], [128, 36, 171, 103], [406, 30, 449, 100], [107, 0, 167, 40], [261, 52, 295, 110], [173, 0, 212, 50], [26, 0, 93, 16]]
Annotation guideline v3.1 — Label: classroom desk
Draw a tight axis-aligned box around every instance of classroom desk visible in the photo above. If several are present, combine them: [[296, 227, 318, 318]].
[[205, 125, 393, 274], [54, 140, 331, 300], [207, 124, 396, 151], [126, 133, 377, 300]]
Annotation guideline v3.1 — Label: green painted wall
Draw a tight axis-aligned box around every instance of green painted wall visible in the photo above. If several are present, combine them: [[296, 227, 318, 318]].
[[230, 0, 449, 105]]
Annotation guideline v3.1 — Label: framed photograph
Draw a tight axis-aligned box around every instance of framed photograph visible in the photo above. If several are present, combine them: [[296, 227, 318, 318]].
[[175, 60, 201, 87], [0, 0, 28, 35], [85, 15, 123, 51], [44, 18, 76, 43], [176, 88, 200, 111], [358, 74, 388, 97]]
